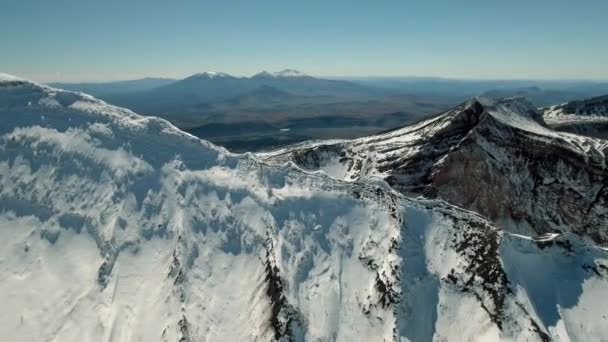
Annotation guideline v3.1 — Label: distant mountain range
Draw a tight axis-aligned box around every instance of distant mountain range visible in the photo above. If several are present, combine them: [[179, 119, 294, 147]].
[[480, 86, 583, 107], [343, 77, 608, 102], [49, 72, 608, 110], [46, 71, 455, 151], [101, 70, 385, 114], [46, 71, 608, 152]]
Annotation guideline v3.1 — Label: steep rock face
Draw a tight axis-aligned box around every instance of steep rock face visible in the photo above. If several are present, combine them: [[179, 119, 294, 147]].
[[543, 95, 608, 139], [259, 98, 608, 245], [1, 75, 607, 342]]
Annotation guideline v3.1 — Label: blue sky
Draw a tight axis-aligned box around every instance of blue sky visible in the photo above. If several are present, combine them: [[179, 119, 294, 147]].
[[2, 0, 607, 82]]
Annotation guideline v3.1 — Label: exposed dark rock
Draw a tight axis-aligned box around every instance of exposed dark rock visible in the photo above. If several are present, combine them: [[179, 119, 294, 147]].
[[264, 236, 302, 341], [448, 217, 508, 328], [260, 97, 608, 245], [177, 315, 191, 342]]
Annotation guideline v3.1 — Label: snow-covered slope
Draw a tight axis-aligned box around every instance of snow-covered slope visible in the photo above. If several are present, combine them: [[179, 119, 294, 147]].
[[543, 95, 608, 139], [260, 97, 608, 246], [1, 75, 607, 341]]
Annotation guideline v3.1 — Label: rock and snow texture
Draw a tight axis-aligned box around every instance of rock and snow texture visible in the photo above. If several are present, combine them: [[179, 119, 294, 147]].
[[260, 97, 608, 246], [0, 75, 607, 341], [543, 95, 608, 139]]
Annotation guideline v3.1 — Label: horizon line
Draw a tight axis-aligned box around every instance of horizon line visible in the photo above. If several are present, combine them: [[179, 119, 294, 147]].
[[32, 72, 608, 84]]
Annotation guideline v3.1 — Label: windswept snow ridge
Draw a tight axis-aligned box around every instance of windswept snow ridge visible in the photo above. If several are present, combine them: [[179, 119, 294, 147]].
[[1, 75, 607, 341]]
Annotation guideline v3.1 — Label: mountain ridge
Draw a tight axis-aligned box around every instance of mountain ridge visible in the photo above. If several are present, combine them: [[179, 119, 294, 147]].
[[1, 74, 607, 341], [100, 69, 383, 114], [259, 96, 608, 245]]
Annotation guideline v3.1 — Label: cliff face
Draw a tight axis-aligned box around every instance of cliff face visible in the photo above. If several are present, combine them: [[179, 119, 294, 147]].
[[260, 98, 608, 245]]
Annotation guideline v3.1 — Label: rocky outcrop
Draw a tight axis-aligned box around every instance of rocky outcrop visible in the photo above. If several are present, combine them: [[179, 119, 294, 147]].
[[260, 98, 608, 245]]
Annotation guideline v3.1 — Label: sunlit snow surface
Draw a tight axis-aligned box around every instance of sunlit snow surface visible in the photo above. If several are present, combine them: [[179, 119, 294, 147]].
[[1, 74, 607, 341]]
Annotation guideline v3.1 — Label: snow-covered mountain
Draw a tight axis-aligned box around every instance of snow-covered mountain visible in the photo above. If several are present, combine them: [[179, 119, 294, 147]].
[[543, 95, 608, 139], [1, 74, 607, 341], [252, 70, 311, 79], [188, 71, 235, 79], [103, 69, 381, 114], [259, 97, 608, 246]]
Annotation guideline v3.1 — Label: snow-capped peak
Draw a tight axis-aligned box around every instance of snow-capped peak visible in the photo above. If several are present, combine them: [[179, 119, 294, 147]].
[[188, 71, 234, 79], [274, 69, 308, 77], [252, 69, 309, 79]]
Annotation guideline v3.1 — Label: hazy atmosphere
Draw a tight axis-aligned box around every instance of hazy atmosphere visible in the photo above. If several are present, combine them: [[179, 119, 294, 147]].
[[2, 0, 607, 82]]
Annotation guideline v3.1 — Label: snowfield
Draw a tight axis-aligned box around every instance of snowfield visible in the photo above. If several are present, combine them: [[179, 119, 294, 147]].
[[1, 74, 607, 341]]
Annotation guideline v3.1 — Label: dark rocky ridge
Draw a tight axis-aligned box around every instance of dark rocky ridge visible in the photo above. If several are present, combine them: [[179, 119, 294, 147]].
[[260, 97, 608, 245]]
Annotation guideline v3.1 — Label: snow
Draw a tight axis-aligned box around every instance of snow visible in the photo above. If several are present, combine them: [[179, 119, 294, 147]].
[[544, 100, 608, 124], [501, 233, 608, 341], [542, 97, 608, 139], [259, 96, 608, 243], [274, 69, 308, 77], [255, 93, 608, 341], [253, 69, 309, 78], [433, 287, 502, 341], [1, 74, 606, 341], [7, 126, 153, 177], [0, 73, 23, 82], [0, 75, 396, 340], [190, 71, 233, 79]]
